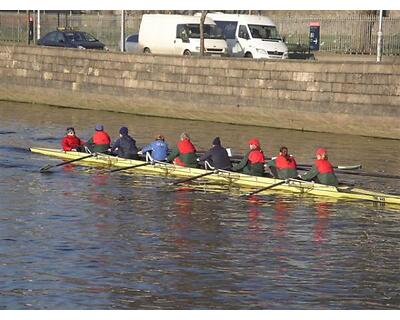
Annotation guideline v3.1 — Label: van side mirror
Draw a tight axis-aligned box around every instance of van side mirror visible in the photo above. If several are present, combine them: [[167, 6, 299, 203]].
[[282, 36, 286, 43]]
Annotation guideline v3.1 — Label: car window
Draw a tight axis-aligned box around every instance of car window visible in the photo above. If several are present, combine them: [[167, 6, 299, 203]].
[[82, 32, 98, 42], [127, 34, 139, 42], [238, 25, 250, 39], [56, 32, 66, 42], [44, 31, 57, 42], [248, 24, 281, 40]]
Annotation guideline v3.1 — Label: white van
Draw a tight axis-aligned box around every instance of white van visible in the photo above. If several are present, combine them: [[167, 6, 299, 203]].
[[138, 14, 228, 56], [206, 13, 288, 59]]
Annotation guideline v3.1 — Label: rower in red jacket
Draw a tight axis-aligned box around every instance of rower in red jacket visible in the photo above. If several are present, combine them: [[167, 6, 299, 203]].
[[84, 124, 111, 153], [267, 146, 298, 179], [61, 127, 84, 152], [166, 132, 198, 168], [300, 148, 339, 186], [232, 138, 266, 176]]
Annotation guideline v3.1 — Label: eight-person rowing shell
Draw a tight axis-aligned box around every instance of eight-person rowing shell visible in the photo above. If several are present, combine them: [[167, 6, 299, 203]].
[[59, 126, 341, 186]]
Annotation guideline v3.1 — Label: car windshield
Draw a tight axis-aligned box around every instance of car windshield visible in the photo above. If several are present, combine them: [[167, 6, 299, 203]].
[[180, 24, 224, 39], [248, 24, 282, 40]]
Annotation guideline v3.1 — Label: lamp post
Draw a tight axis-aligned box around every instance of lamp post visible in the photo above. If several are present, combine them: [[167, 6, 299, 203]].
[[377, 10, 383, 62]]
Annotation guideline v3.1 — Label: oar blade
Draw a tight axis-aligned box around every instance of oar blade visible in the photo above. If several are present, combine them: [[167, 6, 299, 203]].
[[39, 153, 94, 173]]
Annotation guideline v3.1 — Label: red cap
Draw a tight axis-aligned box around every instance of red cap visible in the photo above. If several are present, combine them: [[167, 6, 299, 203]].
[[248, 138, 260, 147], [316, 148, 327, 156]]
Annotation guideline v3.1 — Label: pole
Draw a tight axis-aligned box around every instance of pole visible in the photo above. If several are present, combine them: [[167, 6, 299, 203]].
[[377, 10, 383, 62], [37, 10, 41, 40], [120, 10, 125, 52]]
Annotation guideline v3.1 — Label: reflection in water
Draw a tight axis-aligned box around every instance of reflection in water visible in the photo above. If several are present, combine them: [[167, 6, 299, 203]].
[[247, 195, 264, 236], [1, 101, 400, 309], [313, 201, 332, 243]]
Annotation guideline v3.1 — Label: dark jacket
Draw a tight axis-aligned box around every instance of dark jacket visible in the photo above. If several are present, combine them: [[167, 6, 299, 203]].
[[199, 145, 232, 170], [111, 135, 139, 159]]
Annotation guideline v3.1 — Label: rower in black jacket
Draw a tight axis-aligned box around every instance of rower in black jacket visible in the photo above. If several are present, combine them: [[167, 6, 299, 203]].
[[198, 137, 232, 170]]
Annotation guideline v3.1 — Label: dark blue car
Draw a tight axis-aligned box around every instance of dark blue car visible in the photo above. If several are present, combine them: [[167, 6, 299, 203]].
[[38, 29, 107, 50]]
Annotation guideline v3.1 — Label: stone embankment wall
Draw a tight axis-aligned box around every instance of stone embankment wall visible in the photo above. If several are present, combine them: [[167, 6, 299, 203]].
[[0, 44, 399, 139]]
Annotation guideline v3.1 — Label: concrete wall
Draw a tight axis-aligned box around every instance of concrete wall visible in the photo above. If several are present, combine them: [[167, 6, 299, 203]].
[[0, 44, 399, 139]]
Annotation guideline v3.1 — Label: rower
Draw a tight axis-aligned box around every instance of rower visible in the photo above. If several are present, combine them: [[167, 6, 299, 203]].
[[198, 137, 232, 170], [84, 124, 111, 153], [267, 146, 298, 179], [232, 138, 266, 176], [166, 132, 198, 168], [140, 134, 169, 161], [110, 127, 139, 160], [300, 148, 339, 186], [61, 127, 85, 152]]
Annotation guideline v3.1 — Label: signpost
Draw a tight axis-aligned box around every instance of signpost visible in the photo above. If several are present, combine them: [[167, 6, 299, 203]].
[[309, 21, 320, 51]]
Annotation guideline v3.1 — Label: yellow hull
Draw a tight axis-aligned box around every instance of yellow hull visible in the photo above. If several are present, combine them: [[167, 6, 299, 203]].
[[30, 147, 400, 206]]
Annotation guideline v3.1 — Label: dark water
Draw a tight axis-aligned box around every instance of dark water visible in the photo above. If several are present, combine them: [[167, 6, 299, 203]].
[[0, 101, 399, 310]]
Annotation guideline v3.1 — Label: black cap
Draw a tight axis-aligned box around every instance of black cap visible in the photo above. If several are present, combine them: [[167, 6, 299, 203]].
[[212, 137, 221, 145]]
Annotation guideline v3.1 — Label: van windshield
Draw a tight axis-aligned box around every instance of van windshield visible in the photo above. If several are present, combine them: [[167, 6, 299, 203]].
[[248, 24, 282, 41], [178, 23, 224, 39], [214, 21, 238, 39]]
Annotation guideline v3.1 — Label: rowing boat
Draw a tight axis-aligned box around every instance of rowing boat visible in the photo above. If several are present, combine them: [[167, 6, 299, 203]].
[[30, 147, 400, 206]]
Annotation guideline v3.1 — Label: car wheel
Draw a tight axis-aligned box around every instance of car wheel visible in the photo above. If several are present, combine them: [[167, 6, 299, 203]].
[[183, 50, 191, 56], [244, 52, 253, 58], [143, 47, 151, 54]]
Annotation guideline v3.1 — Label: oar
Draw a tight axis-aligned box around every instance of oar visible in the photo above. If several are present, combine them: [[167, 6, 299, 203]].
[[108, 162, 152, 173], [170, 170, 219, 185], [330, 170, 400, 180], [197, 151, 361, 170], [40, 154, 95, 172], [242, 179, 288, 197], [297, 164, 362, 172]]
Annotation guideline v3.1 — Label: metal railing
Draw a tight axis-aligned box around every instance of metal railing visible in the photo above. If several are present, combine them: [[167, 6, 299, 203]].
[[1, 11, 400, 55], [273, 15, 400, 55]]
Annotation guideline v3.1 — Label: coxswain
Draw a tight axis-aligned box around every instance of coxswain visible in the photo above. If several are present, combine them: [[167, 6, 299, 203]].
[[61, 127, 85, 152], [198, 137, 232, 170], [141, 134, 169, 161], [85, 124, 111, 153], [300, 148, 339, 186], [267, 146, 298, 179], [110, 126, 139, 159], [232, 138, 265, 176], [166, 132, 198, 168]]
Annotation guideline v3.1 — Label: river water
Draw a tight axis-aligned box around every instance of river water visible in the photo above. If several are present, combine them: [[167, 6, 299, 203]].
[[0, 101, 399, 310]]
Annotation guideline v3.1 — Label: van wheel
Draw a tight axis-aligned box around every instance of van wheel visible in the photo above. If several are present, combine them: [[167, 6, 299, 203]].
[[143, 47, 151, 54], [183, 50, 192, 56], [245, 52, 253, 58]]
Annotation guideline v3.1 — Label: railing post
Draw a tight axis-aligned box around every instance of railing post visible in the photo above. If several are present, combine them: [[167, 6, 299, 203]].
[[377, 10, 383, 62], [120, 10, 125, 52]]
